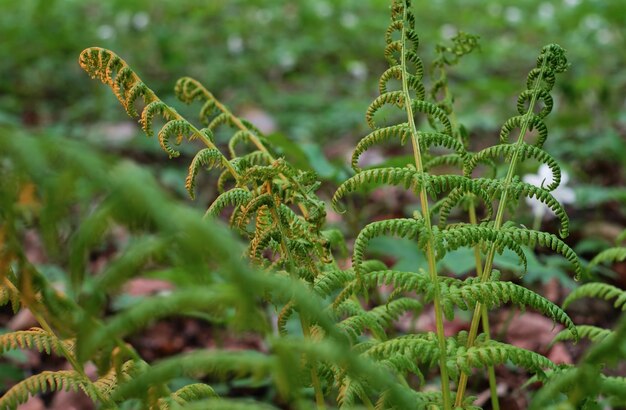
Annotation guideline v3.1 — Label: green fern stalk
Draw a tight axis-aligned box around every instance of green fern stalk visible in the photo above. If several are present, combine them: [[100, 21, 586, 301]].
[[397, 2, 452, 407], [454, 44, 569, 405]]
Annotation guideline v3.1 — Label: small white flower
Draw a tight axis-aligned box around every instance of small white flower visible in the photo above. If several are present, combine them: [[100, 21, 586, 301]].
[[227, 36, 244, 54], [347, 60, 367, 81], [97, 25, 115, 40], [523, 164, 575, 219], [132, 12, 150, 30]]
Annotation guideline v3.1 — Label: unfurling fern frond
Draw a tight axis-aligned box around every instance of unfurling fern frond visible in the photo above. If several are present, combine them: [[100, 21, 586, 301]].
[[0, 327, 73, 356], [79, 47, 235, 179], [185, 147, 223, 199], [352, 218, 425, 279], [563, 283, 626, 311], [204, 188, 252, 219]]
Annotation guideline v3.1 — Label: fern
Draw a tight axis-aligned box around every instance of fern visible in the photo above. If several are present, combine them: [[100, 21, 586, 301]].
[[563, 283, 626, 311], [588, 246, 626, 269], [0, 370, 99, 409], [0, 327, 73, 356], [552, 325, 611, 344]]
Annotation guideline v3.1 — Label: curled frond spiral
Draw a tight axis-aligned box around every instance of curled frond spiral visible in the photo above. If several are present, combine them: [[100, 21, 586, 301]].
[[79, 47, 234, 178], [352, 218, 425, 279], [185, 147, 223, 199]]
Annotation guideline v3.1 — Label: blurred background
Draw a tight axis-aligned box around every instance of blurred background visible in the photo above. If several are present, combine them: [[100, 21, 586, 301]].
[[0, 0, 625, 406]]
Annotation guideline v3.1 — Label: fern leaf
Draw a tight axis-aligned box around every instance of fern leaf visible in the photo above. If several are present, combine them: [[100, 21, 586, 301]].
[[552, 325, 611, 344], [456, 340, 556, 375], [0, 370, 97, 409], [141, 101, 169, 137], [444, 280, 576, 333], [466, 143, 562, 191], [0, 327, 73, 356], [171, 383, 217, 404], [332, 167, 418, 212], [365, 91, 405, 129], [158, 120, 192, 158], [338, 298, 422, 342], [351, 124, 410, 171], [204, 188, 252, 219], [563, 283, 626, 311], [352, 218, 425, 279], [185, 147, 223, 199], [588, 247, 626, 268], [313, 269, 355, 298], [110, 350, 272, 402]]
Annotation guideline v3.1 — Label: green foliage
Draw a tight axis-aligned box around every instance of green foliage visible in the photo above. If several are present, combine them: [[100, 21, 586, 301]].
[[2, 0, 624, 409]]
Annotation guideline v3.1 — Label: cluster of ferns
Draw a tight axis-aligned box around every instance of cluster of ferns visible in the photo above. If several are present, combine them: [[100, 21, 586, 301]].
[[1, 0, 625, 409]]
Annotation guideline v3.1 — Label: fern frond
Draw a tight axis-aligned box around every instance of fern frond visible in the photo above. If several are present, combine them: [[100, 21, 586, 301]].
[[466, 143, 562, 191], [313, 269, 354, 298], [0, 281, 21, 312], [332, 167, 417, 212], [436, 188, 494, 229], [170, 383, 217, 405], [351, 124, 410, 171], [79, 47, 234, 176], [563, 283, 626, 311], [443, 280, 576, 333], [456, 340, 556, 375], [0, 327, 73, 356], [185, 147, 223, 199], [338, 298, 422, 342], [552, 325, 611, 344], [365, 91, 405, 129], [0, 370, 97, 409], [204, 188, 252, 219], [588, 247, 626, 268], [158, 120, 192, 158], [352, 218, 425, 279], [110, 350, 272, 402], [437, 225, 581, 277], [141, 101, 170, 137]]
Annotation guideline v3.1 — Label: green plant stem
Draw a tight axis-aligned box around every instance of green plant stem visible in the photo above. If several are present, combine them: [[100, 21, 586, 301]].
[[400, 8, 451, 409], [468, 203, 500, 410], [454, 56, 548, 406]]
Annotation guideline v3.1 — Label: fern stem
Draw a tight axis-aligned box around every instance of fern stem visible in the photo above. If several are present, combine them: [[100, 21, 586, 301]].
[[482, 308, 500, 410], [400, 6, 451, 409], [454, 55, 549, 406], [468, 202, 501, 410]]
